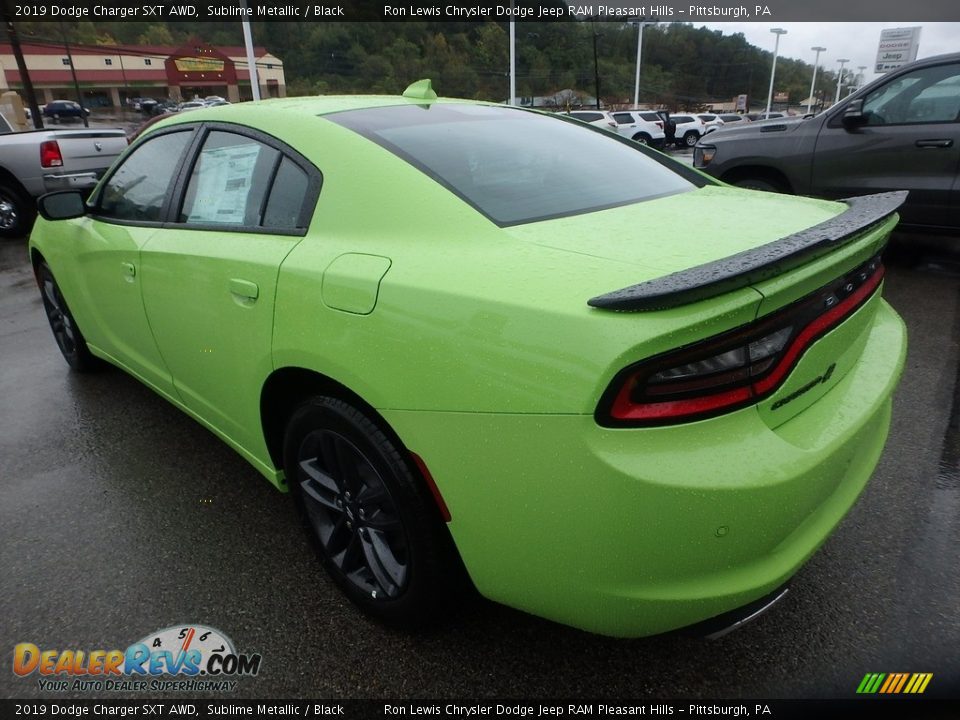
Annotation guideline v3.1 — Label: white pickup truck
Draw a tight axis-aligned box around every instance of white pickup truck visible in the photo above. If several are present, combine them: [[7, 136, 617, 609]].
[[0, 113, 127, 238]]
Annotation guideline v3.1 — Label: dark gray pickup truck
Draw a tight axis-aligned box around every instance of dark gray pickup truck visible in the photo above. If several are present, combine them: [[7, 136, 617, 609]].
[[0, 114, 127, 238], [694, 53, 960, 232]]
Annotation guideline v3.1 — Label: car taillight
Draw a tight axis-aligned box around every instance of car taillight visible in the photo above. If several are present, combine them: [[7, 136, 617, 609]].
[[40, 141, 63, 168], [596, 255, 884, 426], [656, 121, 663, 129]]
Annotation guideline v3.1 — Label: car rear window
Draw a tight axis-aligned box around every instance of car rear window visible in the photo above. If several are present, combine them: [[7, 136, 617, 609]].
[[570, 111, 604, 123], [328, 103, 698, 226]]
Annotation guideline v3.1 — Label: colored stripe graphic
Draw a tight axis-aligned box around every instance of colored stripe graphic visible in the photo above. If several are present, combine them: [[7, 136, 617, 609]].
[[857, 672, 932, 694]]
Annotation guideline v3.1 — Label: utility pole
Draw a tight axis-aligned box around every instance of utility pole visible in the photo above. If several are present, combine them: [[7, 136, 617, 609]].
[[592, 23, 601, 110], [59, 20, 89, 127]]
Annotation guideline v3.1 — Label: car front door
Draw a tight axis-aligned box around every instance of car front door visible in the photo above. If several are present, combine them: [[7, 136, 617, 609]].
[[73, 128, 197, 397], [811, 60, 960, 229], [139, 127, 316, 461]]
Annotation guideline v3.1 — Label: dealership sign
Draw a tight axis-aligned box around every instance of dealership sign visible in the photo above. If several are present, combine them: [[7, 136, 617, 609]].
[[875, 27, 922, 73]]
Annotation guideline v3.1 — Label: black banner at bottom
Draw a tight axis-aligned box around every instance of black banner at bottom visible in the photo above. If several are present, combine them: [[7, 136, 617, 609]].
[[2, 699, 959, 720]]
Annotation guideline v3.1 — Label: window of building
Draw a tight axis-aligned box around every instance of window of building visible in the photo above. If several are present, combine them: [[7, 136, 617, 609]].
[[144, 58, 152, 66], [61, 58, 70, 66], [105, 59, 113, 66]]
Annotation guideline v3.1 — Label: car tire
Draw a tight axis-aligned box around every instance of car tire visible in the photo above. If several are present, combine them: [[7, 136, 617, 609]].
[[37, 262, 102, 372], [0, 181, 36, 239], [283, 396, 460, 626], [683, 131, 700, 147], [732, 177, 785, 193], [632, 132, 651, 145]]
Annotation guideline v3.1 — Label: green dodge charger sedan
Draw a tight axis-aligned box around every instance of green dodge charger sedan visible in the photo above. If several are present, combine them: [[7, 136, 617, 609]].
[[29, 80, 907, 637]]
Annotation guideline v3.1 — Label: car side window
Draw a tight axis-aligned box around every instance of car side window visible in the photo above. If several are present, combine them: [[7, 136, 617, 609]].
[[863, 63, 960, 126], [98, 131, 192, 222], [262, 157, 309, 229], [180, 131, 280, 226], [612, 113, 634, 124]]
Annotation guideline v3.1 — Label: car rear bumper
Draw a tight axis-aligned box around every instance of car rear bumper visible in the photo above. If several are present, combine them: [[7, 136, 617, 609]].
[[382, 297, 905, 637]]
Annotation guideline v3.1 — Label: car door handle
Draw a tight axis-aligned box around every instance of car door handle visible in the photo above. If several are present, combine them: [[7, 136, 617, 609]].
[[915, 139, 953, 148], [121, 262, 136, 278], [229, 278, 259, 301]]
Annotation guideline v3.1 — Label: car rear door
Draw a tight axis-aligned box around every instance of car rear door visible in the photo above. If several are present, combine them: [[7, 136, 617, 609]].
[[811, 60, 960, 229], [139, 126, 318, 457]]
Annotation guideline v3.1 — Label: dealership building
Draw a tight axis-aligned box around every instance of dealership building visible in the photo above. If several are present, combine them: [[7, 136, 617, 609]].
[[0, 40, 285, 107]]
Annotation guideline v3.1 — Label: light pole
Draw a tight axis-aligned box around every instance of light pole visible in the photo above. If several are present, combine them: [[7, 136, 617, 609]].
[[509, 0, 516, 105], [834, 58, 849, 105], [765, 28, 787, 118], [806, 46, 826, 115], [632, 18, 657, 108], [857, 65, 867, 90]]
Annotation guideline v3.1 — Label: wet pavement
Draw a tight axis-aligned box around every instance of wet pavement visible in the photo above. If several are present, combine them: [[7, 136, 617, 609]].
[[1, 232, 958, 701]]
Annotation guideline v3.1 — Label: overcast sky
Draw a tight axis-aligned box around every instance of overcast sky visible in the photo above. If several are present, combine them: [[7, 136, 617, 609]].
[[695, 22, 958, 83]]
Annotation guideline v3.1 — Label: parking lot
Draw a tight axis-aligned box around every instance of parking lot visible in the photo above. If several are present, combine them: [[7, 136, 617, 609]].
[[1, 224, 958, 700]]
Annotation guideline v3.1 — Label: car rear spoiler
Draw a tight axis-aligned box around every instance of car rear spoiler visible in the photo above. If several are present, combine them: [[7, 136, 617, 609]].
[[587, 191, 907, 312]]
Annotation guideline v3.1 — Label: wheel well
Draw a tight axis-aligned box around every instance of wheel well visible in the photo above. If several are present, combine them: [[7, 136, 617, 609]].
[[632, 131, 651, 141], [0, 166, 30, 199], [29, 248, 45, 285], [720, 166, 793, 193], [262, 366, 467, 567], [261, 367, 396, 472]]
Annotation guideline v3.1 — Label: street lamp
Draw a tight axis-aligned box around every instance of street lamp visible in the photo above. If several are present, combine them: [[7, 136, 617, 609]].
[[806, 46, 826, 115], [632, 18, 657, 108], [765, 28, 787, 118], [509, 0, 516, 105], [834, 58, 849, 105], [857, 65, 867, 90]]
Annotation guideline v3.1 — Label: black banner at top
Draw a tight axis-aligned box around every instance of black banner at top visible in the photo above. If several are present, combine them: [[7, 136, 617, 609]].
[[3, 0, 960, 22]]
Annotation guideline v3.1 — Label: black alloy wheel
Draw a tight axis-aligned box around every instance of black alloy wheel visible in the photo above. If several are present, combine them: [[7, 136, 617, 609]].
[[284, 396, 461, 625], [37, 262, 100, 372]]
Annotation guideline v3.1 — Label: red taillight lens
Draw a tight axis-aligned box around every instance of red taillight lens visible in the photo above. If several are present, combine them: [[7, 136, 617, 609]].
[[597, 256, 884, 426], [40, 140, 63, 168]]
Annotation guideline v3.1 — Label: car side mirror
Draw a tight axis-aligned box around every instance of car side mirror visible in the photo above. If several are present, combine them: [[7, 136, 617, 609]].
[[38, 191, 87, 221], [841, 99, 868, 130]]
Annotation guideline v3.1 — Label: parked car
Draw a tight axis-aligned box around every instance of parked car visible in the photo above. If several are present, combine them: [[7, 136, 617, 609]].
[[696, 113, 725, 133], [746, 111, 786, 121], [149, 100, 180, 116], [610, 110, 666, 147], [42, 100, 90, 120], [0, 125, 127, 238], [695, 52, 960, 231], [178, 100, 207, 112], [564, 109, 619, 131], [30, 81, 906, 638], [716, 113, 751, 125], [670, 114, 707, 147], [644, 109, 677, 144], [138, 98, 160, 114]]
